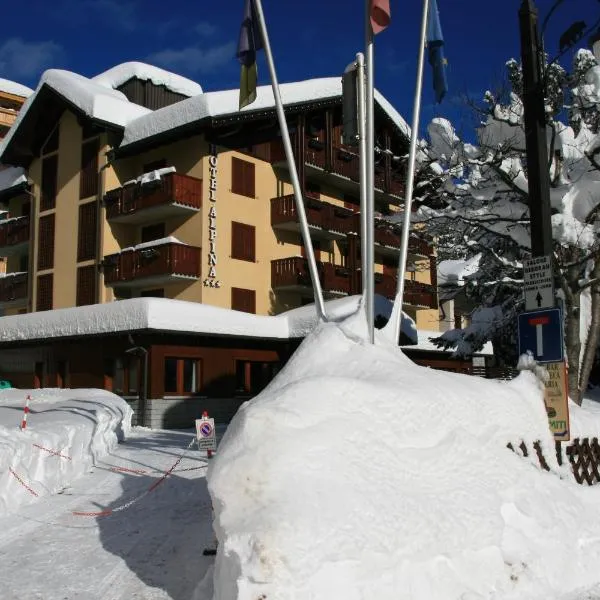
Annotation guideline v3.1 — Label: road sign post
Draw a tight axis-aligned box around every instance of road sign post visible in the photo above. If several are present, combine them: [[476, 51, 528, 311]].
[[196, 412, 217, 457], [543, 361, 570, 441], [518, 307, 564, 363], [523, 255, 555, 310]]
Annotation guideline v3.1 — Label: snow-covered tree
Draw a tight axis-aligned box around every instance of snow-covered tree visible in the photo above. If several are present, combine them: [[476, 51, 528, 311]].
[[416, 48, 600, 405]]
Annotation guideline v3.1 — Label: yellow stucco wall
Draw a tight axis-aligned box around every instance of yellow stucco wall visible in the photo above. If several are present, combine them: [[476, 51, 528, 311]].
[[5, 114, 439, 331]]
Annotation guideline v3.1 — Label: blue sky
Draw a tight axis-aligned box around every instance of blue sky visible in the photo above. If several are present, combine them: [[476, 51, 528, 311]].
[[1, 0, 598, 137]]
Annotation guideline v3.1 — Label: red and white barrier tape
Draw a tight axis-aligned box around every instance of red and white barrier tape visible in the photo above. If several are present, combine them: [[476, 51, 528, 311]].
[[33, 444, 72, 461], [9, 467, 39, 497], [73, 437, 199, 518]]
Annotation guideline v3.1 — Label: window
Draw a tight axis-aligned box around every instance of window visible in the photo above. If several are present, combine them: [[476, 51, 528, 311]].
[[41, 155, 58, 211], [37, 214, 55, 270], [76, 265, 96, 306], [343, 194, 360, 212], [77, 201, 97, 261], [231, 287, 256, 314], [80, 138, 99, 199], [107, 357, 139, 396], [164, 358, 202, 395], [235, 360, 279, 394], [141, 222, 165, 243], [231, 221, 255, 262], [306, 181, 321, 199], [18, 254, 29, 272], [143, 159, 167, 172], [231, 156, 255, 198], [56, 360, 68, 388], [36, 274, 53, 312], [301, 240, 321, 261], [34, 362, 45, 388], [22, 202, 30, 218]]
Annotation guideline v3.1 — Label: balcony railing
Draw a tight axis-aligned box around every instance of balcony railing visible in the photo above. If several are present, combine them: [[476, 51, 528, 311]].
[[0, 107, 17, 129], [0, 216, 29, 254], [271, 257, 351, 295], [374, 273, 437, 308], [104, 242, 201, 287], [404, 280, 438, 309], [271, 195, 356, 237], [271, 136, 405, 197], [104, 173, 202, 224], [0, 272, 28, 304]]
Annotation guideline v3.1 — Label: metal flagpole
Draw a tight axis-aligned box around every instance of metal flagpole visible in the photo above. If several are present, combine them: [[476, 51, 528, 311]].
[[385, 0, 430, 344], [365, 0, 375, 344], [356, 53, 368, 301], [252, 0, 327, 321]]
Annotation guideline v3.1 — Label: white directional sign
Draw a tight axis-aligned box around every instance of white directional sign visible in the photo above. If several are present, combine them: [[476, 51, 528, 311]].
[[523, 255, 554, 311]]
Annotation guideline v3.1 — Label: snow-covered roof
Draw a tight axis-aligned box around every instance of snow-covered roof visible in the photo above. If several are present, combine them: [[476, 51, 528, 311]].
[[0, 69, 151, 164], [92, 62, 203, 97], [0, 295, 419, 344], [438, 254, 481, 286], [0, 78, 33, 98], [121, 77, 410, 149], [0, 166, 27, 193]]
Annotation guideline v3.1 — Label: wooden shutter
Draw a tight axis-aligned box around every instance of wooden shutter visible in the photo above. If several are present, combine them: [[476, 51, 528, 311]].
[[231, 287, 256, 314], [231, 221, 255, 262], [76, 265, 96, 306], [36, 273, 53, 312], [77, 201, 97, 262], [41, 155, 58, 211], [37, 214, 55, 270], [232, 157, 255, 198], [80, 138, 99, 199]]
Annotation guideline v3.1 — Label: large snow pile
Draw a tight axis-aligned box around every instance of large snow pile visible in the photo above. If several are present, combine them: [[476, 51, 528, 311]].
[[208, 315, 600, 600], [0, 388, 132, 514]]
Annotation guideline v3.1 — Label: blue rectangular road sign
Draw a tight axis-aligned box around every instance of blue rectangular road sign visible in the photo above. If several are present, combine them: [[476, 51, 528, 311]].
[[518, 308, 564, 363]]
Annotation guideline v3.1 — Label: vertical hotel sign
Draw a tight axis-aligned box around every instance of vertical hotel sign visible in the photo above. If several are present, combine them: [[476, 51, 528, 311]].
[[204, 144, 221, 288]]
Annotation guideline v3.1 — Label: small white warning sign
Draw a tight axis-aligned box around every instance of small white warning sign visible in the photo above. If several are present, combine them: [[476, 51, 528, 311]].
[[195, 417, 217, 451]]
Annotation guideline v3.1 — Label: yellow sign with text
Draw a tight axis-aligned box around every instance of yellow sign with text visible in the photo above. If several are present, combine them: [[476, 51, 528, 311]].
[[543, 361, 570, 442]]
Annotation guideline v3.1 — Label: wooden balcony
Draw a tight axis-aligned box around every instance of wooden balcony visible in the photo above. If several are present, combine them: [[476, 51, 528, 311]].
[[404, 280, 438, 309], [271, 257, 351, 296], [0, 216, 29, 256], [374, 273, 437, 308], [373, 224, 434, 259], [104, 173, 202, 224], [271, 137, 405, 198], [271, 195, 356, 239], [103, 242, 201, 288], [0, 107, 17, 129], [0, 272, 28, 305]]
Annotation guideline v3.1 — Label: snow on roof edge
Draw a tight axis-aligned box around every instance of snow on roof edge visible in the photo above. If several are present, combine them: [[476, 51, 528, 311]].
[[0, 296, 421, 346], [92, 62, 203, 97], [0, 78, 34, 98], [120, 77, 410, 150]]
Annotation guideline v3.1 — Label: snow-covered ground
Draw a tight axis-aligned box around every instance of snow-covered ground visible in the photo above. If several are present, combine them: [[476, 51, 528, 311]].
[[0, 421, 216, 599]]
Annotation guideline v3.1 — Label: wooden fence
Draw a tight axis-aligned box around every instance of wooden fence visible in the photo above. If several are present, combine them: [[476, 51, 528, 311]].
[[508, 438, 600, 486]]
